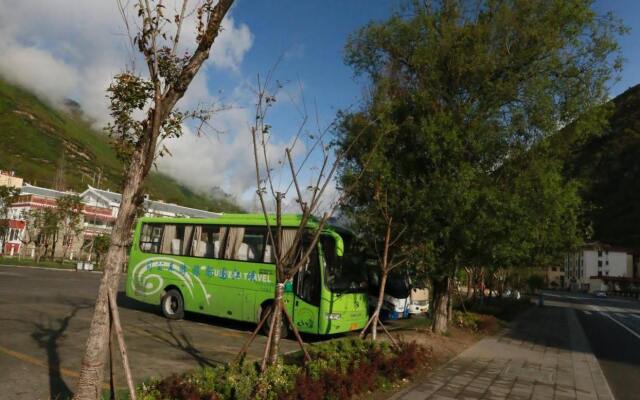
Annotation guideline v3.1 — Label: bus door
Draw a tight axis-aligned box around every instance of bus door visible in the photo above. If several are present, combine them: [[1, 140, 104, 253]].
[[291, 244, 321, 333]]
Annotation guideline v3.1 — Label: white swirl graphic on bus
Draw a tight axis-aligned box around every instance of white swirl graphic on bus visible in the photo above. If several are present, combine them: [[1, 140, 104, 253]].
[[130, 257, 211, 305]]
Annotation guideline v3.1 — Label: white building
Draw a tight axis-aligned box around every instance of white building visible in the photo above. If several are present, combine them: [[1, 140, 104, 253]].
[[2, 181, 222, 259], [0, 170, 23, 188], [565, 242, 635, 292], [79, 186, 221, 220]]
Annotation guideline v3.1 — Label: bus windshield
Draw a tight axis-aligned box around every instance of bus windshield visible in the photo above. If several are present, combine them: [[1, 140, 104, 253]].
[[321, 235, 368, 293]]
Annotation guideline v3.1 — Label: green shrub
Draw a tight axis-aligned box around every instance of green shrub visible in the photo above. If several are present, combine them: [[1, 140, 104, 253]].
[[135, 338, 428, 400], [453, 311, 483, 332]]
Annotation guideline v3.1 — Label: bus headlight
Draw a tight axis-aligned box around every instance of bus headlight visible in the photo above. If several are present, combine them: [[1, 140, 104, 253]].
[[327, 313, 342, 320]]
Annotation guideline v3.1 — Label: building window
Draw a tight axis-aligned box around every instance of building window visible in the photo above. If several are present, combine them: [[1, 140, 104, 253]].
[[63, 234, 73, 246], [598, 250, 603, 257], [598, 260, 602, 267], [8, 228, 20, 242], [606, 260, 609, 266], [598, 271, 602, 277]]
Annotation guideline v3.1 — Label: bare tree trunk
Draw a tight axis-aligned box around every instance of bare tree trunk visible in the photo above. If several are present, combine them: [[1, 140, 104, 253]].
[[235, 308, 272, 363], [367, 271, 388, 340], [260, 303, 277, 372], [431, 276, 450, 334], [372, 271, 388, 340], [108, 316, 116, 400], [477, 268, 485, 306], [73, 160, 145, 399], [447, 267, 457, 323], [447, 281, 453, 324], [360, 216, 395, 341], [282, 306, 310, 362], [268, 283, 284, 365], [108, 291, 136, 400]]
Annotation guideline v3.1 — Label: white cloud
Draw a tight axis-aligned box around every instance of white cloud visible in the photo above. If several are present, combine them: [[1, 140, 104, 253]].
[[0, 1, 261, 202], [0, 45, 78, 103], [157, 101, 309, 210], [210, 15, 254, 71], [0, 0, 253, 126]]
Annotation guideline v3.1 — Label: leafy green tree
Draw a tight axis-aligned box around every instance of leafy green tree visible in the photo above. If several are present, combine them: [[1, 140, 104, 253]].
[[0, 186, 20, 251], [338, 109, 412, 342], [342, 0, 625, 333], [91, 234, 111, 268], [527, 274, 545, 293], [55, 195, 84, 261], [22, 207, 60, 262]]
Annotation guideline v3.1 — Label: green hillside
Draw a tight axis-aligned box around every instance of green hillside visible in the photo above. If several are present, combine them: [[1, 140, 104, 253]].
[[0, 78, 242, 213], [559, 84, 640, 249]]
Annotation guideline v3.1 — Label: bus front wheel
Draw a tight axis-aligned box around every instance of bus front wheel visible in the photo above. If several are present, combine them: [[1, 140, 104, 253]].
[[261, 304, 290, 339], [161, 289, 185, 320]]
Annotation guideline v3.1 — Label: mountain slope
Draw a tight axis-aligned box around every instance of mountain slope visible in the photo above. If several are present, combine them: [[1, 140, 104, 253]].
[[560, 84, 640, 248], [0, 78, 242, 213]]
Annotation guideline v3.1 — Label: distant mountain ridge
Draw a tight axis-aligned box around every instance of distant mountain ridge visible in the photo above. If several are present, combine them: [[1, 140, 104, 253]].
[[561, 84, 640, 249], [0, 77, 243, 213]]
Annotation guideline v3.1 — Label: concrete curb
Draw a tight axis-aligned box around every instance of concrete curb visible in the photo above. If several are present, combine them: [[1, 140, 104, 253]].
[[566, 307, 615, 400], [0, 263, 104, 274]]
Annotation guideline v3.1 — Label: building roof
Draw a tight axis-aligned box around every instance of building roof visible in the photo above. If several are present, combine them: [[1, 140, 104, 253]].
[[16, 184, 220, 219], [83, 185, 221, 219], [582, 241, 637, 254], [146, 200, 221, 218], [20, 183, 72, 199]]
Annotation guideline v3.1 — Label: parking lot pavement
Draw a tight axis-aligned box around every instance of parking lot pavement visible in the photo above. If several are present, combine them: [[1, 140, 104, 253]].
[[0, 265, 299, 400]]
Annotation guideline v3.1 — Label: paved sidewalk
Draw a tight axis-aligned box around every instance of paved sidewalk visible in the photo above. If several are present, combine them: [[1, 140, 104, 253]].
[[393, 306, 614, 400]]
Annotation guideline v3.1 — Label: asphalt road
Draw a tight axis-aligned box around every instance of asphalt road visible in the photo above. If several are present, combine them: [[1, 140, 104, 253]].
[[543, 291, 640, 400], [0, 265, 298, 400]]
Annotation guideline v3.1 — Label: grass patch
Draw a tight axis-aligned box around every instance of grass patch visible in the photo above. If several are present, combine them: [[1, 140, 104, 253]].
[[135, 338, 430, 400], [469, 297, 532, 322], [388, 315, 433, 331], [0, 256, 77, 270]]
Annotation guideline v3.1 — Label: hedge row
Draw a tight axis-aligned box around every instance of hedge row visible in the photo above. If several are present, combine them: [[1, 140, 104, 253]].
[[136, 338, 429, 400]]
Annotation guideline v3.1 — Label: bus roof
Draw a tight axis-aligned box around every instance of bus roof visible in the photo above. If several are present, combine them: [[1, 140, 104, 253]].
[[137, 213, 341, 231]]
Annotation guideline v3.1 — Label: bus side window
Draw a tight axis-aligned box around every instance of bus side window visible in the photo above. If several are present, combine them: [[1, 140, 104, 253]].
[[294, 244, 320, 306], [264, 229, 297, 263], [140, 224, 163, 253], [158, 224, 195, 256], [225, 227, 265, 262], [190, 225, 225, 259]]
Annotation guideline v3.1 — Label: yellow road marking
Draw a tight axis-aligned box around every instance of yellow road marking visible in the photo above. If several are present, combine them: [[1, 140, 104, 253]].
[[0, 344, 110, 389]]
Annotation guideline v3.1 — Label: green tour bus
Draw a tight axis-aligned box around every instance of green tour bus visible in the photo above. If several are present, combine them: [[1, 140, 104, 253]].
[[125, 214, 370, 335]]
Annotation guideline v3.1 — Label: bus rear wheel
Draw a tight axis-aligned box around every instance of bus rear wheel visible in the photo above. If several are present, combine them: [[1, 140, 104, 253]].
[[261, 304, 290, 339], [161, 289, 184, 320]]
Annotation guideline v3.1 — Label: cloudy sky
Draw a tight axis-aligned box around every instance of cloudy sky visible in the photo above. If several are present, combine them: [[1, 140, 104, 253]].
[[0, 0, 637, 209]]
